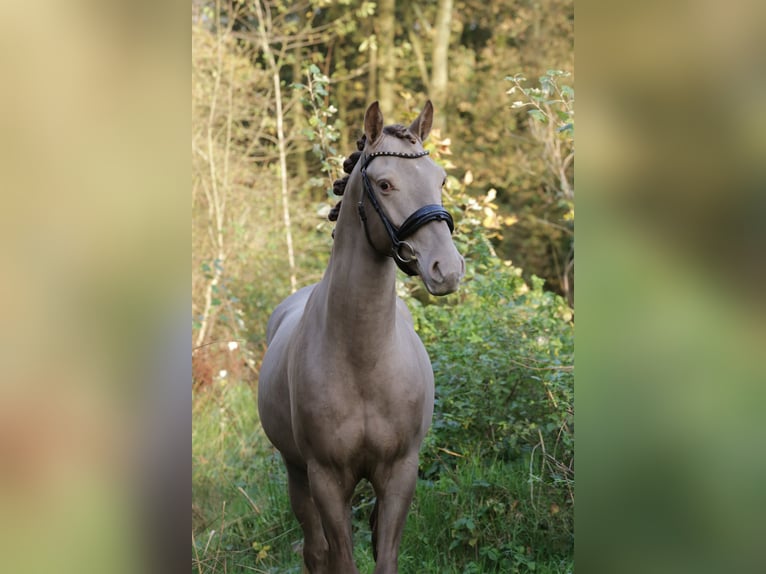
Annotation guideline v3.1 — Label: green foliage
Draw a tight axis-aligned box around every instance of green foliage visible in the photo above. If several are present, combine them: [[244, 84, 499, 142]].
[[507, 70, 575, 139], [193, 382, 572, 574], [192, 382, 300, 573], [293, 64, 344, 197], [399, 161, 574, 565], [407, 455, 573, 572], [479, 69, 576, 305], [406, 242, 574, 521], [412, 259, 573, 466]]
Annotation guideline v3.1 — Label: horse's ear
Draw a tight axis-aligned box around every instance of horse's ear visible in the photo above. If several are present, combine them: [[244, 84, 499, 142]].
[[364, 101, 384, 145], [409, 100, 434, 142]]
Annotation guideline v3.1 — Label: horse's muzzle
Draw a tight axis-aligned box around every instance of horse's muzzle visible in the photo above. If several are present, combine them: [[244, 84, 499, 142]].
[[419, 250, 465, 295]]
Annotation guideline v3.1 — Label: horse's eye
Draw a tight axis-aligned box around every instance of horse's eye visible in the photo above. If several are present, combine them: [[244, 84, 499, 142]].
[[379, 180, 391, 191]]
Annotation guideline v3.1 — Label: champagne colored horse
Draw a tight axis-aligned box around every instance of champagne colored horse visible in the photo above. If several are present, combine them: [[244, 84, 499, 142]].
[[258, 101, 464, 573]]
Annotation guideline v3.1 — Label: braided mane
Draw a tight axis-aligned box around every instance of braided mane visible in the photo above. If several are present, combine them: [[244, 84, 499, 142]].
[[328, 124, 419, 222]]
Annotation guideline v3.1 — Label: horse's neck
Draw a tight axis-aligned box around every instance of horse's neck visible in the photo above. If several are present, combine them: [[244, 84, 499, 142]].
[[318, 183, 399, 350]]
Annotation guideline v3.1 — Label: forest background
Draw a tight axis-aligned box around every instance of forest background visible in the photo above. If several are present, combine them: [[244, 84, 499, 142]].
[[192, 0, 574, 572]]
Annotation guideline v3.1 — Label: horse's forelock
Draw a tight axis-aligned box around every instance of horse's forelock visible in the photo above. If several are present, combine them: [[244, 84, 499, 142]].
[[382, 124, 419, 145]]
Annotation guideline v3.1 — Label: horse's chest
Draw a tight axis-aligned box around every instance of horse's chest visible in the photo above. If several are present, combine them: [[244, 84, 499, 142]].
[[291, 355, 432, 465]]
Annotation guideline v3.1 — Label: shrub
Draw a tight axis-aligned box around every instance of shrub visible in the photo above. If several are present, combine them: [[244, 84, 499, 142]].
[[402, 180, 574, 561], [410, 258, 573, 473]]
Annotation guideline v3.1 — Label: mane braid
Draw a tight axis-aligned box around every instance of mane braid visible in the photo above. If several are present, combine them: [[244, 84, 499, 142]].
[[383, 124, 419, 144], [327, 126, 418, 223]]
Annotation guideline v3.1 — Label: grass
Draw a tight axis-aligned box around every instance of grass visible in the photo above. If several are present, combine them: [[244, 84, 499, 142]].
[[192, 379, 573, 573]]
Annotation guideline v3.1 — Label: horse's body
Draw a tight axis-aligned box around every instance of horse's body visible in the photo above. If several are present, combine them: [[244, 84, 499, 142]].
[[258, 101, 464, 574]]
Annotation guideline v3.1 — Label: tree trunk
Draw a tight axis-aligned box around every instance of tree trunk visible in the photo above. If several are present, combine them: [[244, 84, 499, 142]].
[[254, 0, 297, 293], [195, 3, 234, 349], [431, 0, 453, 130], [292, 53, 308, 185], [367, 38, 378, 106], [336, 70, 350, 154], [408, 27, 430, 90], [377, 0, 396, 116]]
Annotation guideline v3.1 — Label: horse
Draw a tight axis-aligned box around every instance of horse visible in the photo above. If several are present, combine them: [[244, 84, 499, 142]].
[[257, 100, 465, 574]]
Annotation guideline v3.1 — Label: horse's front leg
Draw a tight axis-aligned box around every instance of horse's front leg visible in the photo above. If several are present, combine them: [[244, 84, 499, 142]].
[[284, 460, 329, 573], [306, 460, 359, 574], [370, 452, 420, 574]]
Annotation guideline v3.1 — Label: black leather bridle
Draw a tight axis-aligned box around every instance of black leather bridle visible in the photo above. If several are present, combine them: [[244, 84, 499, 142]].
[[358, 149, 455, 276]]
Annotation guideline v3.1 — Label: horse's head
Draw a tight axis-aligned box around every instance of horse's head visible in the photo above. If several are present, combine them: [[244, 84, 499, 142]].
[[358, 100, 465, 295]]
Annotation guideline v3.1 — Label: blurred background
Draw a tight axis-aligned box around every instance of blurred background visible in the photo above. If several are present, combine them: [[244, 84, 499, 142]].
[[0, 0, 188, 573], [0, 0, 763, 573], [577, 1, 765, 572]]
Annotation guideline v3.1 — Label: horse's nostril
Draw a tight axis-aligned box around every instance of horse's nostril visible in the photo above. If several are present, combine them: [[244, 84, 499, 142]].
[[431, 260, 443, 282]]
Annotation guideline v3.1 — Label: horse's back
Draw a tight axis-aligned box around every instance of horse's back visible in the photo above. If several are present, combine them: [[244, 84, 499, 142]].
[[258, 283, 316, 463], [265, 284, 316, 344]]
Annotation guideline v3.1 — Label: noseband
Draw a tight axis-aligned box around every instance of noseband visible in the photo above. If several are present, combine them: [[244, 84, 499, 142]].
[[358, 150, 455, 276]]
